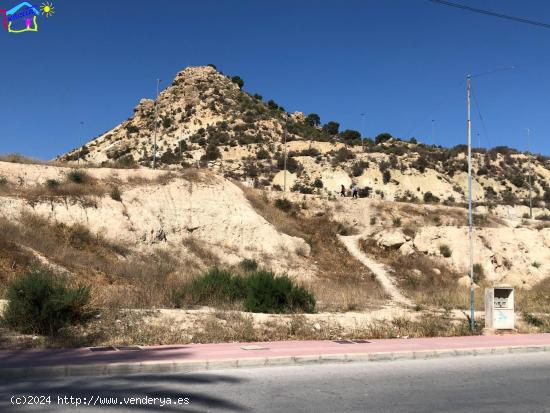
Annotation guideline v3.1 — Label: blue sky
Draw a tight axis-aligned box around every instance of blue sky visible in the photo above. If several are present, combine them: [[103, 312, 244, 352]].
[[1, 0, 550, 159]]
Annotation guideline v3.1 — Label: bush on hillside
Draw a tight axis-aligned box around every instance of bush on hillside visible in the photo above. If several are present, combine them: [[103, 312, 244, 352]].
[[240, 259, 258, 272], [439, 244, 452, 258], [231, 75, 244, 89], [3, 269, 93, 335], [243, 271, 315, 313], [375, 133, 393, 144], [322, 121, 340, 135], [45, 179, 60, 190], [313, 178, 323, 188], [173, 268, 315, 313], [351, 161, 369, 177], [276, 155, 302, 174], [173, 267, 246, 306], [274, 198, 294, 212], [423, 191, 440, 203], [473, 263, 485, 283], [202, 144, 221, 161], [110, 186, 122, 201], [66, 169, 90, 184], [340, 129, 361, 143]]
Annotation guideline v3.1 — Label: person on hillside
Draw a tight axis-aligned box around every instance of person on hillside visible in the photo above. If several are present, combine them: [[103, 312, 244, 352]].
[[340, 184, 346, 197], [352, 184, 358, 198]]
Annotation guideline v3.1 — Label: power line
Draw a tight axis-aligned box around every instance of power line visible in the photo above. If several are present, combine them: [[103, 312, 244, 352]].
[[429, 0, 550, 29], [470, 86, 492, 149]]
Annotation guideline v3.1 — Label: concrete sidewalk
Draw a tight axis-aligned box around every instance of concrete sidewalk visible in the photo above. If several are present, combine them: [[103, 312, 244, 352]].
[[1, 334, 549, 379]]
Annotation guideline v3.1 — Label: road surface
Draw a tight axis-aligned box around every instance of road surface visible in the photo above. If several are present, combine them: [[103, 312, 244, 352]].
[[1, 352, 549, 412]]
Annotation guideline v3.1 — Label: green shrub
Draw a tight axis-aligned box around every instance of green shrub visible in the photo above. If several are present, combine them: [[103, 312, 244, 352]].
[[0, 176, 7, 186], [275, 198, 293, 212], [174, 267, 246, 307], [351, 161, 368, 177], [423, 191, 440, 203], [439, 244, 452, 258], [473, 263, 484, 283], [392, 217, 402, 227], [110, 186, 122, 201], [523, 312, 545, 327], [201, 144, 221, 161], [240, 259, 258, 272], [313, 178, 323, 189], [3, 269, 93, 335], [243, 271, 315, 313], [256, 148, 270, 160], [45, 179, 60, 190], [66, 169, 90, 184], [173, 268, 315, 313], [291, 183, 313, 194], [231, 75, 244, 89], [382, 170, 391, 184]]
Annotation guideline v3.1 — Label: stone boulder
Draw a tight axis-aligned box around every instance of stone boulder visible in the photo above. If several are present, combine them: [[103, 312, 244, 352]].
[[374, 229, 409, 249], [399, 242, 415, 256]]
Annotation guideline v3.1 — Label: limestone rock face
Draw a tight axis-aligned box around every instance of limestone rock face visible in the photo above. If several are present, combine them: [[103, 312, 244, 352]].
[[413, 226, 550, 287], [0, 162, 312, 279]]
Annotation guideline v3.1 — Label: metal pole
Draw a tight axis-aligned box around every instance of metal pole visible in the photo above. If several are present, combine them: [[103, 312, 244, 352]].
[[78, 121, 84, 166], [152, 79, 160, 169], [432, 119, 436, 144], [467, 75, 475, 331], [527, 128, 533, 219], [283, 132, 288, 192], [361, 113, 365, 152]]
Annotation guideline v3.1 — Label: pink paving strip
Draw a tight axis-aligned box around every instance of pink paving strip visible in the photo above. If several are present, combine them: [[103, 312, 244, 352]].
[[0, 334, 549, 370]]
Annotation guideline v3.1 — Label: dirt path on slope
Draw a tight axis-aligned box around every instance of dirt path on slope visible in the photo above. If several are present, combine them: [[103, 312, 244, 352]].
[[338, 235, 413, 308]]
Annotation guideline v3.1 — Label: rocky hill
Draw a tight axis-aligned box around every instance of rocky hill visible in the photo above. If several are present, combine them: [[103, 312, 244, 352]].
[[60, 65, 550, 207]]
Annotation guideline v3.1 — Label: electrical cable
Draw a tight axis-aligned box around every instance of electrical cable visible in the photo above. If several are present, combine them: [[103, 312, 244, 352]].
[[470, 86, 492, 149], [429, 0, 550, 29]]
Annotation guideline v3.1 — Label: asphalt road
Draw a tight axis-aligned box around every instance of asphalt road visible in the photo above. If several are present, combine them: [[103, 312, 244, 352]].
[[0, 352, 549, 412]]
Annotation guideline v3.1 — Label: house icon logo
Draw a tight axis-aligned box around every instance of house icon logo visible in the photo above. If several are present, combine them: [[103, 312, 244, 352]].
[[6, 2, 39, 32], [2, 1, 55, 33]]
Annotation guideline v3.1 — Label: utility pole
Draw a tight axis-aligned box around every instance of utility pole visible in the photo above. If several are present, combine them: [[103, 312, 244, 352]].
[[431, 119, 436, 144], [78, 121, 84, 166], [152, 79, 161, 170], [527, 128, 533, 219], [283, 132, 288, 192], [467, 75, 475, 331], [361, 113, 366, 152]]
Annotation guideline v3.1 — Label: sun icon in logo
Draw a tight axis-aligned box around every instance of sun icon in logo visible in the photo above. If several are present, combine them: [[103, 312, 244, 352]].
[[40, 2, 55, 17]]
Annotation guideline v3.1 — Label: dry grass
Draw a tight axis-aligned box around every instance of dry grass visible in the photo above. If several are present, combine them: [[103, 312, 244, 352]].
[[0, 238, 36, 298], [516, 278, 550, 315], [359, 238, 485, 311], [0, 308, 484, 349], [0, 153, 50, 165], [379, 202, 506, 229], [0, 171, 111, 206], [0, 214, 199, 310], [308, 277, 383, 312], [240, 186, 387, 306]]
